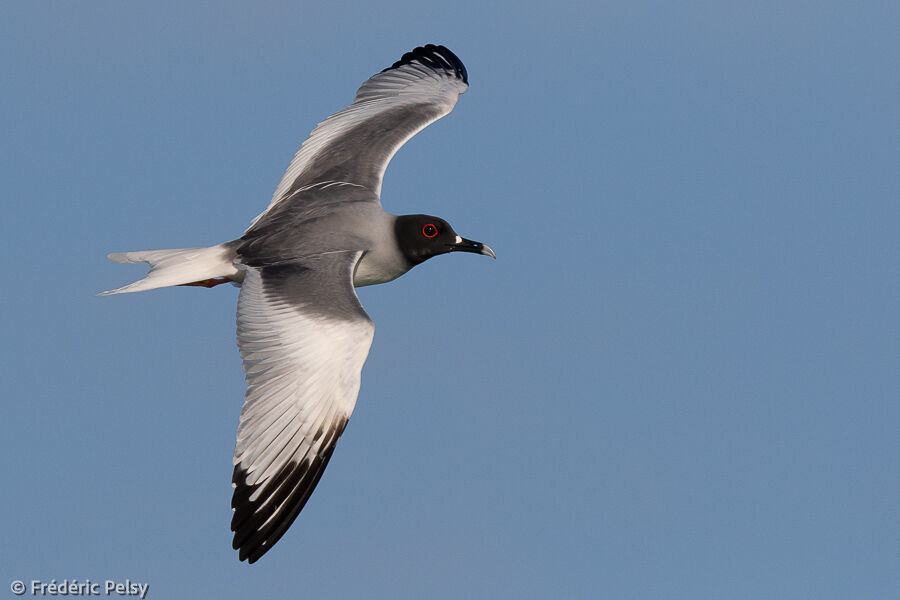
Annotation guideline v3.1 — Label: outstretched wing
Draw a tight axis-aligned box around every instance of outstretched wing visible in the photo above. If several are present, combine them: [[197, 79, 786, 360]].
[[250, 44, 468, 226], [230, 251, 374, 563]]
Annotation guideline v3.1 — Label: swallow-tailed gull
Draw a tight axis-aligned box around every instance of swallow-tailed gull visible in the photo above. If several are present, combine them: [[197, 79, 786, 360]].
[[101, 44, 494, 563]]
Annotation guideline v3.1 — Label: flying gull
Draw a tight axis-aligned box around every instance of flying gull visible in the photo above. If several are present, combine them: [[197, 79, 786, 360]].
[[101, 44, 494, 563]]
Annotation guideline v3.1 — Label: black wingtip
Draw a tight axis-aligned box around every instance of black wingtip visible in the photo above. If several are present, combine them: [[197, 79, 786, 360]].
[[230, 419, 349, 564], [383, 44, 468, 84]]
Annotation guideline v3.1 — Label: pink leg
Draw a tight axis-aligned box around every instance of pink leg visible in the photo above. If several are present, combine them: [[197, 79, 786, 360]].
[[178, 277, 232, 288]]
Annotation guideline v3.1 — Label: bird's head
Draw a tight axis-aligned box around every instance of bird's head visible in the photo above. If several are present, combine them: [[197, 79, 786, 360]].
[[395, 214, 495, 265]]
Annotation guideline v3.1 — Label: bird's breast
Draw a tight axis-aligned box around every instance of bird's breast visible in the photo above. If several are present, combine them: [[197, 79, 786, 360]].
[[352, 246, 411, 287]]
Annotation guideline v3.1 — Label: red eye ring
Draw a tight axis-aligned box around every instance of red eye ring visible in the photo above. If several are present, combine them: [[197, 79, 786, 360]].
[[422, 223, 439, 238]]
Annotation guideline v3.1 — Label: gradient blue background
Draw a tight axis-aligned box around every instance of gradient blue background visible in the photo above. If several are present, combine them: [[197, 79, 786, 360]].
[[2, 1, 897, 598]]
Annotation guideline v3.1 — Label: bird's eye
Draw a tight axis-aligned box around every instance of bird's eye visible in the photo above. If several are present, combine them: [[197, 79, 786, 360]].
[[422, 223, 439, 238]]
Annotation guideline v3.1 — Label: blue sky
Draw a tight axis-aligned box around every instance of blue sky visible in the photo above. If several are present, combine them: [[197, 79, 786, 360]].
[[2, 1, 897, 598]]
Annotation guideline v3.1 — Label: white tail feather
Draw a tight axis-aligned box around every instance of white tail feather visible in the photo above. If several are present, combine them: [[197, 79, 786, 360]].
[[100, 244, 239, 296]]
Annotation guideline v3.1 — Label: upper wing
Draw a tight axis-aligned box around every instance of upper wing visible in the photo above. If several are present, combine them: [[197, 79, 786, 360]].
[[250, 44, 468, 226], [230, 251, 374, 563]]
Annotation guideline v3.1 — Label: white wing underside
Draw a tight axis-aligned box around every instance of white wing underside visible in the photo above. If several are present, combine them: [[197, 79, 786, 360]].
[[230, 252, 375, 563], [233, 265, 374, 488]]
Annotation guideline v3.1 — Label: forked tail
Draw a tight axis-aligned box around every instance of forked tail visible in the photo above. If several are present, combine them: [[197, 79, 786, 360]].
[[99, 243, 239, 296]]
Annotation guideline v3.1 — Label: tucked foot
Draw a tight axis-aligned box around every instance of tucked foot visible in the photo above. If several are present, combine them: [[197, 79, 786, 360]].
[[179, 277, 232, 288]]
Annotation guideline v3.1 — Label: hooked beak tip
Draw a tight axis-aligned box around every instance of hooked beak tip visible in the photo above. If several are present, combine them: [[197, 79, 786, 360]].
[[452, 238, 496, 259]]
